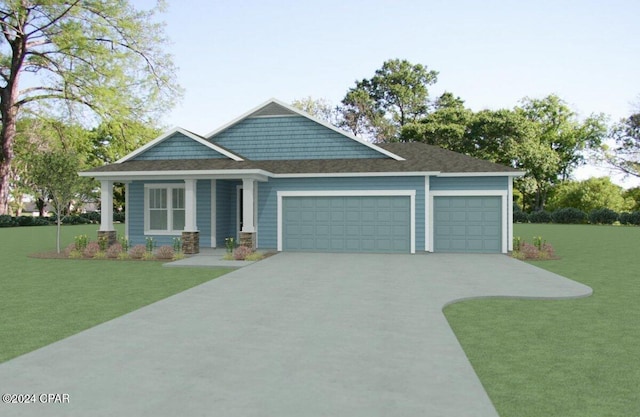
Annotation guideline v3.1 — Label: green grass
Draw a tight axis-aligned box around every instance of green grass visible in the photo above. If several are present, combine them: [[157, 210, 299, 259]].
[[0, 224, 232, 363], [444, 224, 640, 417]]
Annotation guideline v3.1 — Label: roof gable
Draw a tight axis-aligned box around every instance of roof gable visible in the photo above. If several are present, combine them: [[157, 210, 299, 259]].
[[117, 128, 243, 163], [207, 98, 404, 161]]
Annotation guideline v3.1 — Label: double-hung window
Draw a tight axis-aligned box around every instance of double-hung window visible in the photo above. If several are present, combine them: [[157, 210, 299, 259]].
[[145, 184, 185, 234]]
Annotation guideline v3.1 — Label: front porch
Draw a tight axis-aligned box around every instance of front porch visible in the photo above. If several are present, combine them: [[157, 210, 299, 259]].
[[96, 175, 267, 254]]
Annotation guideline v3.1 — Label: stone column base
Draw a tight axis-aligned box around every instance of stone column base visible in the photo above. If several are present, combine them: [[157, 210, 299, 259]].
[[97, 230, 117, 247], [182, 231, 200, 254], [239, 232, 256, 250]]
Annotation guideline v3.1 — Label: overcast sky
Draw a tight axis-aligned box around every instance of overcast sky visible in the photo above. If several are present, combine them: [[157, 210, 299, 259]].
[[140, 0, 640, 186]]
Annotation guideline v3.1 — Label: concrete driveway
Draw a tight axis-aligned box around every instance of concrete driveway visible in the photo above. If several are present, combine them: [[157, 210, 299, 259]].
[[0, 253, 591, 417]]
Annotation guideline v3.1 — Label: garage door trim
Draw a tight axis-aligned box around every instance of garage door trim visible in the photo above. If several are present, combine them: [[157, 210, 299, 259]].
[[428, 190, 508, 253], [277, 190, 416, 253]]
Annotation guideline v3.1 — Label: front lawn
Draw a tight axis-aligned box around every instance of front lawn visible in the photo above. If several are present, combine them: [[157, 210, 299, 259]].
[[0, 224, 232, 363], [444, 224, 640, 417]]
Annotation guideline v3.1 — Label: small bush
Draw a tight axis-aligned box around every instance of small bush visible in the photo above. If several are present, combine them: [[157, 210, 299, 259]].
[[32, 217, 50, 226], [244, 251, 265, 261], [83, 241, 101, 258], [117, 252, 130, 260], [233, 245, 253, 260], [80, 211, 101, 223], [589, 208, 619, 225], [0, 214, 16, 227], [16, 216, 35, 226], [61, 215, 91, 225], [551, 207, 586, 224], [106, 243, 123, 258], [622, 211, 640, 226], [113, 212, 125, 223], [513, 211, 528, 223], [93, 251, 107, 260], [129, 244, 147, 259], [528, 210, 552, 223], [64, 243, 76, 257], [142, 251, 155, 261], [155, 245, 175, 260], [68, 250, 83, 259]]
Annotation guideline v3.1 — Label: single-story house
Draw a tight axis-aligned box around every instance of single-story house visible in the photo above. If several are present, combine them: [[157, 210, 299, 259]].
[[81, 99, 524, 254]]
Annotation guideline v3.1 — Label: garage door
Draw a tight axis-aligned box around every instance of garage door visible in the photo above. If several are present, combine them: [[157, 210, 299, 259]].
[[433, 196, 502, 253], [283, 196, 411, 253]]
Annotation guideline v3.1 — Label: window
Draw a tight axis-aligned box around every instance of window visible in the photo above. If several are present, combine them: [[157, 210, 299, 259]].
[[145, 185, 186, 234]]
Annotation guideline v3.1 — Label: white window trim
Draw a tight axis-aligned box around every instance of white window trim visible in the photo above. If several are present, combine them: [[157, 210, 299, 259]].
[[144, 183, 186, 236], [276, 190, 416, 254], [428, 190, 508, 253]]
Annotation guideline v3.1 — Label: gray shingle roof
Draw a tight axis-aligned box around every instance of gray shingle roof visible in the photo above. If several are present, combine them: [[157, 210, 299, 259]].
[[83, 142, 521, 175]]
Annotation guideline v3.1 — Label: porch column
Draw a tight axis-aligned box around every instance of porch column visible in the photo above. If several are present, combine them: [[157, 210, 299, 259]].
[[98, 180, 116, 246], [240, 178, 256, 249], [184, 179, 198, 232], [182, 179, 199, 254]]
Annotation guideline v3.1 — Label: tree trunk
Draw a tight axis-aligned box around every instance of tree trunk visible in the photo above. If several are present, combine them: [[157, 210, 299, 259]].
[[0, 101, 17, 216]]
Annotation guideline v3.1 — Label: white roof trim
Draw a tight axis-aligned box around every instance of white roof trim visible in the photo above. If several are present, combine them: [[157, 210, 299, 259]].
[[272, 171, 440, 178], [205, 98, 406, 161], [116, 127, 244, 163], [79, 169, 271, 181], [436, 171, 525, 177]]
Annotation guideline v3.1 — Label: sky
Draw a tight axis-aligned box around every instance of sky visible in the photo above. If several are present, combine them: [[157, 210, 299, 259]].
[[138, 0, 639, 187]]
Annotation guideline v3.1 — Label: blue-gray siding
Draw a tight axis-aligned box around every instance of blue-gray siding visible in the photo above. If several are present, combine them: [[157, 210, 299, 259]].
[[430, 176, 508, 191], [210, 116, 388, 160], [133, 133, 229, 161], [257, 177, 425, 251]]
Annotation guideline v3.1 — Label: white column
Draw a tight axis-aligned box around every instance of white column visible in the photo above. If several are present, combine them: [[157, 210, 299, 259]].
[[242, 178, 255, 233], [508, 176, 514, 251], [424, 175, 430, 252], [210, 180, 217, 247], [124, 182, 130, 239], [99, 180, 114, 231], [184, 179, 198, 232]]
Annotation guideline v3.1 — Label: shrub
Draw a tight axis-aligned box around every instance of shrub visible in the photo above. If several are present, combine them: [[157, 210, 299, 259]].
[[113, 212, 125, 223], [0, 214, 16, 227], [32, 217, 50, 226], [513, 211, 528, 223], [244, 251, 265, 261], [129, 244, 147, 259], [551, 207, 586, 224], [64, 243, 76, 257], [16, 216, 34, 226], [74, 235, 89, 251], [79, 212, 100, 223], [93, 251, 107, 259], [528, 210, 552, 223], [589, 208, 619, 225], [61, 215, 91, 225], [233, 245, 253, 260], [83, 241, 101, 258], [155, 245, 175, 260], [623, 211, 640, 226], [106, 243, 124, 258], [117, 252, 130, 260]]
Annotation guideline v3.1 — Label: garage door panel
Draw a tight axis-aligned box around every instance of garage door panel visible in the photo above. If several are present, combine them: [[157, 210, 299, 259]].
[[434, 196, 502, 253], [283, 196, 411, 253]]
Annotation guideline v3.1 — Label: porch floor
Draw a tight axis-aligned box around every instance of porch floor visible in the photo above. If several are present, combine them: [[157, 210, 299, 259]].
[[164, 248, 260, 268]]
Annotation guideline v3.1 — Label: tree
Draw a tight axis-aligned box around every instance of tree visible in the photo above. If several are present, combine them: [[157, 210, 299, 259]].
[[291, 96, 340, 126], [519, 95, 607, 181], [0, 0, 180, 214], [30, 150, 91, 253], [623, 187, 640, 211], [400, 92, 474, 152], [546, 177, 635, 213], [606, 112, 640, 178], [340, 59, 438, 141]]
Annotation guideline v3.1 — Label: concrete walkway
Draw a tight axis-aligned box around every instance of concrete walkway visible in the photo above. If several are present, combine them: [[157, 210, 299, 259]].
[[0, 253, 591, 417], [163, 248, 258, 268]]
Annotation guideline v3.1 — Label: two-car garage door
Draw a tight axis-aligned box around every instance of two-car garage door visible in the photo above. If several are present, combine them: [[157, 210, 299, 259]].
[[282, 196, 411, 253]]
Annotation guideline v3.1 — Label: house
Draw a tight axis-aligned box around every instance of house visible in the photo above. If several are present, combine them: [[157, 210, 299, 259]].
[[80, 99, 524, 254]]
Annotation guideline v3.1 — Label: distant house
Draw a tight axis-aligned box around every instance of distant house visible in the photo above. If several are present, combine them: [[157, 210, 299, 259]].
[[81, 99, 523, 254]]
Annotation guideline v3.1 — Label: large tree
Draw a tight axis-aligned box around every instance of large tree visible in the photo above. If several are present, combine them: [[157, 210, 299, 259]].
[[0, 0, 180, 214], [606, 111, 640, 178], [340, 59, 438, 142]]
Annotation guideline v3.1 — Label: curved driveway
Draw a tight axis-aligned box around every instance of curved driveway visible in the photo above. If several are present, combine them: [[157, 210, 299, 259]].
[[0, 253, 591, 417]]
